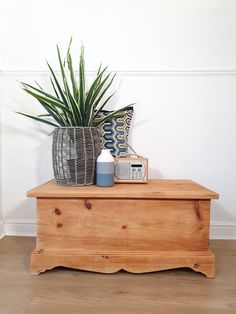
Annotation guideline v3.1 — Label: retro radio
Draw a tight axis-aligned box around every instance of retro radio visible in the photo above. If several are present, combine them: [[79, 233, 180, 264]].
[[114, 156, 148, 183]]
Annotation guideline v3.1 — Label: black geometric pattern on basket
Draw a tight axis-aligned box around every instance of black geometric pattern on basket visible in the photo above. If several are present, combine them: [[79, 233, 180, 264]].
[[95, 107, 134, 157], [52, 127, 101, 186]]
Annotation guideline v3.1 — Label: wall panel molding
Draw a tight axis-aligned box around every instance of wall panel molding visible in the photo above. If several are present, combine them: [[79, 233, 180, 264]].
[[1, 69, 236, 77], [4, 219, 35, 237]]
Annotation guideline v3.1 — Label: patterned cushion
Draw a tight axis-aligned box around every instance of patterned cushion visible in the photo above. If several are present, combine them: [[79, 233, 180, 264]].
[[95, 107, 134, 157]]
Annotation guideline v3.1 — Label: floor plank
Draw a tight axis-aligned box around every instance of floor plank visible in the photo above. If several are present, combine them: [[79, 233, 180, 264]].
[[0, 237, 236, 314]]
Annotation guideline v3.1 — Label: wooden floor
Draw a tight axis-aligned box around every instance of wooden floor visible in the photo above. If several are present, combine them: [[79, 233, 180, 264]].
[[0, 237, 236, 314]]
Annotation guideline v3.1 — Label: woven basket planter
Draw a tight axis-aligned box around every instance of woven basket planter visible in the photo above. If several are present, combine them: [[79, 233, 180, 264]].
[[52, 127, 101, 186]]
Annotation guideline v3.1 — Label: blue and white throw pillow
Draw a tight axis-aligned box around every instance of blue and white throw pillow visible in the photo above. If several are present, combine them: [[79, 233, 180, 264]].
[[95, 107, 134, 157]]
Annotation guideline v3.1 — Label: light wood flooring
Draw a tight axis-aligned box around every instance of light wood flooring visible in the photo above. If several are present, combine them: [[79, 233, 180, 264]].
[[0, 237, 236, 314]]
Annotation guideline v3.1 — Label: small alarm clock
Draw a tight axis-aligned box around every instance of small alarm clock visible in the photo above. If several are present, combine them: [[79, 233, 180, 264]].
[[114, 156, 148, 183]]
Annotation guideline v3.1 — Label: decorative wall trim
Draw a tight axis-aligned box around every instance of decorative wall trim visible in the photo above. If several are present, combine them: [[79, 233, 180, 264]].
[[210, 222, 236, 240], [2, 220, 236, 239], [1, 69, 236, 77], [0, 220, 5, 239], [4, 219, 35, 237]]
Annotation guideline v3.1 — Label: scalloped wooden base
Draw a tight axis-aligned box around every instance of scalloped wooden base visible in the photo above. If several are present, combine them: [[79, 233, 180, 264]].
[[30, 249, 215, 278]]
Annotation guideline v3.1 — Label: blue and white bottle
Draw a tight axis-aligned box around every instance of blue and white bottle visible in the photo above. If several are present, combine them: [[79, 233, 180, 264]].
[[96, 149, 114, 187]]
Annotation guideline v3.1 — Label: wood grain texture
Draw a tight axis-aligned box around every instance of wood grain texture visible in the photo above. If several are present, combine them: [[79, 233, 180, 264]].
[[1, 237, 235, 314], [31, 198, 214, 277], [27, 179, 219, 199], [36, 199, 210, 252], [28, 180, 218, 278], [30, 249, 215, 278]]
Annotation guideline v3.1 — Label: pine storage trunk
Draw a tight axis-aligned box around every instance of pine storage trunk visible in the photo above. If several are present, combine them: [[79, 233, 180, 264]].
[[27, 180, 219, 277]]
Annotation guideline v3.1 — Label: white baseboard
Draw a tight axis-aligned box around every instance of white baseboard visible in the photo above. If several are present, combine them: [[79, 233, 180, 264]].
[[0, 220, 5, 239], [4, 219, 36, 237], [210, 222, 236, 239], [2, 219, 236, 239]]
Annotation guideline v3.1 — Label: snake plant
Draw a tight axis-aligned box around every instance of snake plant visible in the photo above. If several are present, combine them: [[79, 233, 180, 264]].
[[17, 39, 133, 127]]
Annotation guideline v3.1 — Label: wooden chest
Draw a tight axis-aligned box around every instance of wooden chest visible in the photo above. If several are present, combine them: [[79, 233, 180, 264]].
[[27, 180, 219, 277]]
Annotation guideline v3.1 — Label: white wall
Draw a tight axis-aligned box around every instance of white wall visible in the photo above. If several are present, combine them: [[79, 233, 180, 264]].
[[0, 77, 3, 239], [0, 0, 236, 238]]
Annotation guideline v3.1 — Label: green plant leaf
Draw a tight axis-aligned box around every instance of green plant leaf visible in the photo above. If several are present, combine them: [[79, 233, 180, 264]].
[[67, 38, 79, 101], [46, 61, 71, 128], [91, 92, 115, 124], [50, 77, 60, 99], [38, 113, 51, 117], [67, 91, 82, 126], [46, 61, 69, 107], [87, 93, 115, 127], [97, 63, 102, 76], [84, 66, 108, 113], [19, 40, 135, 129], [56, 45, 70, 97], [93, 104, 135, 127], [91, 73, 116, 112], [57, 45, 81, 126], [85, 72, 115, 126], [35, 81, 43, 89], [88, 72, 112, 108], [38, 112, 68, 121], [15, 112, 59, 127], [21, 82, 65, 104], [22, 88, 73, 117], [96, 64, 108, 86], [36, 99, 67, 126], [47, 66, 72, 125], [79, 46, 86, 120]]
